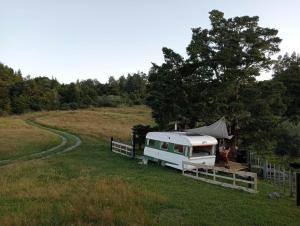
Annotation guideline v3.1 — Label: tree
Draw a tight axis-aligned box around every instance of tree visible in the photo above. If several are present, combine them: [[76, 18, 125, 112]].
[[239, 80, 286, 153], [0, 63, 23, 114], [0, 80, 11, 115], [107, 76, 120, 95], [273, 52, 300, 122], [275, 121, 300, 157], [147, 10, 282, 152], [186, 10, 281, 147], [79, 79, 99, 106], [125, 72, 147, 104], [58, 83, 80, 109], [147, 47, 188, 129], [0, 61, 148, 115]]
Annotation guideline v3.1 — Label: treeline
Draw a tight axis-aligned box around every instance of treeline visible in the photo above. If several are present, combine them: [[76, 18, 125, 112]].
[[146, 10, 300, 157], [0, 65, 147, 114]]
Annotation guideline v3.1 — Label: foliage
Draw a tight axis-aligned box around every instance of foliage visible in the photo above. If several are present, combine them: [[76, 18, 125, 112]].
[[96, 95, 124, 107], [273, 52, 300, 122], [275, 121, 300, 157], [239, 80, 286, 153], [146, 10, 286, 154], [132, 124, 154, 151], [0, 63, 147, 114]]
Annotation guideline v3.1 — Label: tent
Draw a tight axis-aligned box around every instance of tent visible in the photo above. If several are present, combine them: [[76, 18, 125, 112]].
[[186, 117, 233, 139]]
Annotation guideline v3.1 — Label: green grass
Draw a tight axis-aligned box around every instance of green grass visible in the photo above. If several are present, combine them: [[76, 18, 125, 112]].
[[0, 107, 299, 225], [0, 135, 299, 226]]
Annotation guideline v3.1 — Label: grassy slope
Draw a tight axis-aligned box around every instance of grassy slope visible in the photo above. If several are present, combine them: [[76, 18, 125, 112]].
[[0, 106, 299, 225], [0, 117, 60, 160], [31, 105, 153, 141]]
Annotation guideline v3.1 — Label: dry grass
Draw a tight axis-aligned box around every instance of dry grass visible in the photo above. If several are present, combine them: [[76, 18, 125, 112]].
[[0, 108, 300, 226], [0, 117, 60, 159], [0, 160, 166, 226], [28, 106, 154, 141]]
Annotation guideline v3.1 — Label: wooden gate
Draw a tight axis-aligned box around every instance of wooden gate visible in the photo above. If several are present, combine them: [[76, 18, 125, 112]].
[[111, 138, 134, 158]]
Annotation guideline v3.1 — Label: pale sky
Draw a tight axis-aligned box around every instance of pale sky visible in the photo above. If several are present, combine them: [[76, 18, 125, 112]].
[[1, 0, 300, 83]]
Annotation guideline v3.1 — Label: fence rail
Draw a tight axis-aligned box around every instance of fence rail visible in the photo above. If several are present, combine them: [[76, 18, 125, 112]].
[[250, 153, 297, 196], [182, 161, 258, 193], [111, 140, 133, 157]]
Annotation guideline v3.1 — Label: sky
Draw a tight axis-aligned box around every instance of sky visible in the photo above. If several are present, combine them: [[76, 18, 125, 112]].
[[1, 0, 300, 84]]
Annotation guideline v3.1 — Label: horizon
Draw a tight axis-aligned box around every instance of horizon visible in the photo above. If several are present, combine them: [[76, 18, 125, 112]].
[[1, 0, 300, 84]]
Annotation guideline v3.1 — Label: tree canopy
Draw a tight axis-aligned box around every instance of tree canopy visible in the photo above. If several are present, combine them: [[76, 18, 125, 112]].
[[0, 62, 147, 115], [146, 10, 296, 154]]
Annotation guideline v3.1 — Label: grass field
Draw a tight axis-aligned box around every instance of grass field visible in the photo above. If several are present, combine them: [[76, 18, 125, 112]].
[[0, 117, 60, 160], [0, 106, 299, 226], [29, 105, 153, 141]]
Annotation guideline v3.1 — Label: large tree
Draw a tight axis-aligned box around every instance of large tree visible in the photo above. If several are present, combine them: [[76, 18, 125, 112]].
[[147, 10, 282, 150], [273, 52, 300, 122], [186, 10, 281, 145], [147, 47, 188, 129]]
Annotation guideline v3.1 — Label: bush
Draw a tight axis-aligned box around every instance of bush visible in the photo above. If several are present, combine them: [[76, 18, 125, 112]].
[[96, 95, 123, 107], [275, 121, 300, 157], [60, 102, 79, 110], [11, 95, 29, 114]]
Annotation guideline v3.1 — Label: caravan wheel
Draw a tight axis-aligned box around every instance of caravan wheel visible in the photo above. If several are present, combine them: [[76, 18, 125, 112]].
[[160, 160, 166, 167]]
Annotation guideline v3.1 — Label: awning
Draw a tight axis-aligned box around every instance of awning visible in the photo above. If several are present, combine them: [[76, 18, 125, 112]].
[[186, 117, 233, 139]]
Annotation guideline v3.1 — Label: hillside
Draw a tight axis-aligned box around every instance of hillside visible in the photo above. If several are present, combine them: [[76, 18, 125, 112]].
[[0, 106, 299, 226], [28, 105, 153, 141]]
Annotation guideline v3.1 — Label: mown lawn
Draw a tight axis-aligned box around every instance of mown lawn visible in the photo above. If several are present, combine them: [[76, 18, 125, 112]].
[[0, 107, 299, 225]]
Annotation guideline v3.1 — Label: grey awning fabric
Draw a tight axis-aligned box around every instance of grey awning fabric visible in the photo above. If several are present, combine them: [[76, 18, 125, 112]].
[[186, 117, 233, 139]]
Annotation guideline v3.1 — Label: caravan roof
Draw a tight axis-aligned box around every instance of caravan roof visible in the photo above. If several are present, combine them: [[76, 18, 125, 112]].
[[146, 132, 218, 146]]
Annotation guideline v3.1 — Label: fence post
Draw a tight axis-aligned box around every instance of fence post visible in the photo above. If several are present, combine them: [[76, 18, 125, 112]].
[[248, 150, 251, 172], [266, 160, 269, 179], [110, 137, 113, 152], [263, 159, 267, 179], [233, 173, 236, 186], [296, 173, 300, 206], [248, 176, 252, 188], [254, 174, 258, 191], [213, 168, 216, 181], [283, 168, 286, 192], [274, 165, 276, 184], [289, 170, 293, 197]]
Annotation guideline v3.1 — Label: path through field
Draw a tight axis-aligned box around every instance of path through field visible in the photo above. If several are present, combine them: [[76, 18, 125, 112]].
[[0, 119, 81, 166]]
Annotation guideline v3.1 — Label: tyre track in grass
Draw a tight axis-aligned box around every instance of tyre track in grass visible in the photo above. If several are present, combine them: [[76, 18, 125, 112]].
[[0, 119, 81, 166]]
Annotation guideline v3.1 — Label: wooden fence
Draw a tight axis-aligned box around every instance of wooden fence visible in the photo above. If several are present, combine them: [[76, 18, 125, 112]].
[[182, 161, 258, 193], [111, 139, 134, 158], [250, 153, 297, 196]]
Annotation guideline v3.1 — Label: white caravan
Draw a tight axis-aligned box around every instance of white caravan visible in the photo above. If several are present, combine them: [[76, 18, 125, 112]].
[[143, 132, 218, 170]]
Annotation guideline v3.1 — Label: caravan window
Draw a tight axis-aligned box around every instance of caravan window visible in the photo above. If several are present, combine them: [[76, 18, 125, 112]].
[[160, 142, 168, 150], [174, 144, 184, 154], [148, 139, 156, 147], [191, 145, 212, 157]]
